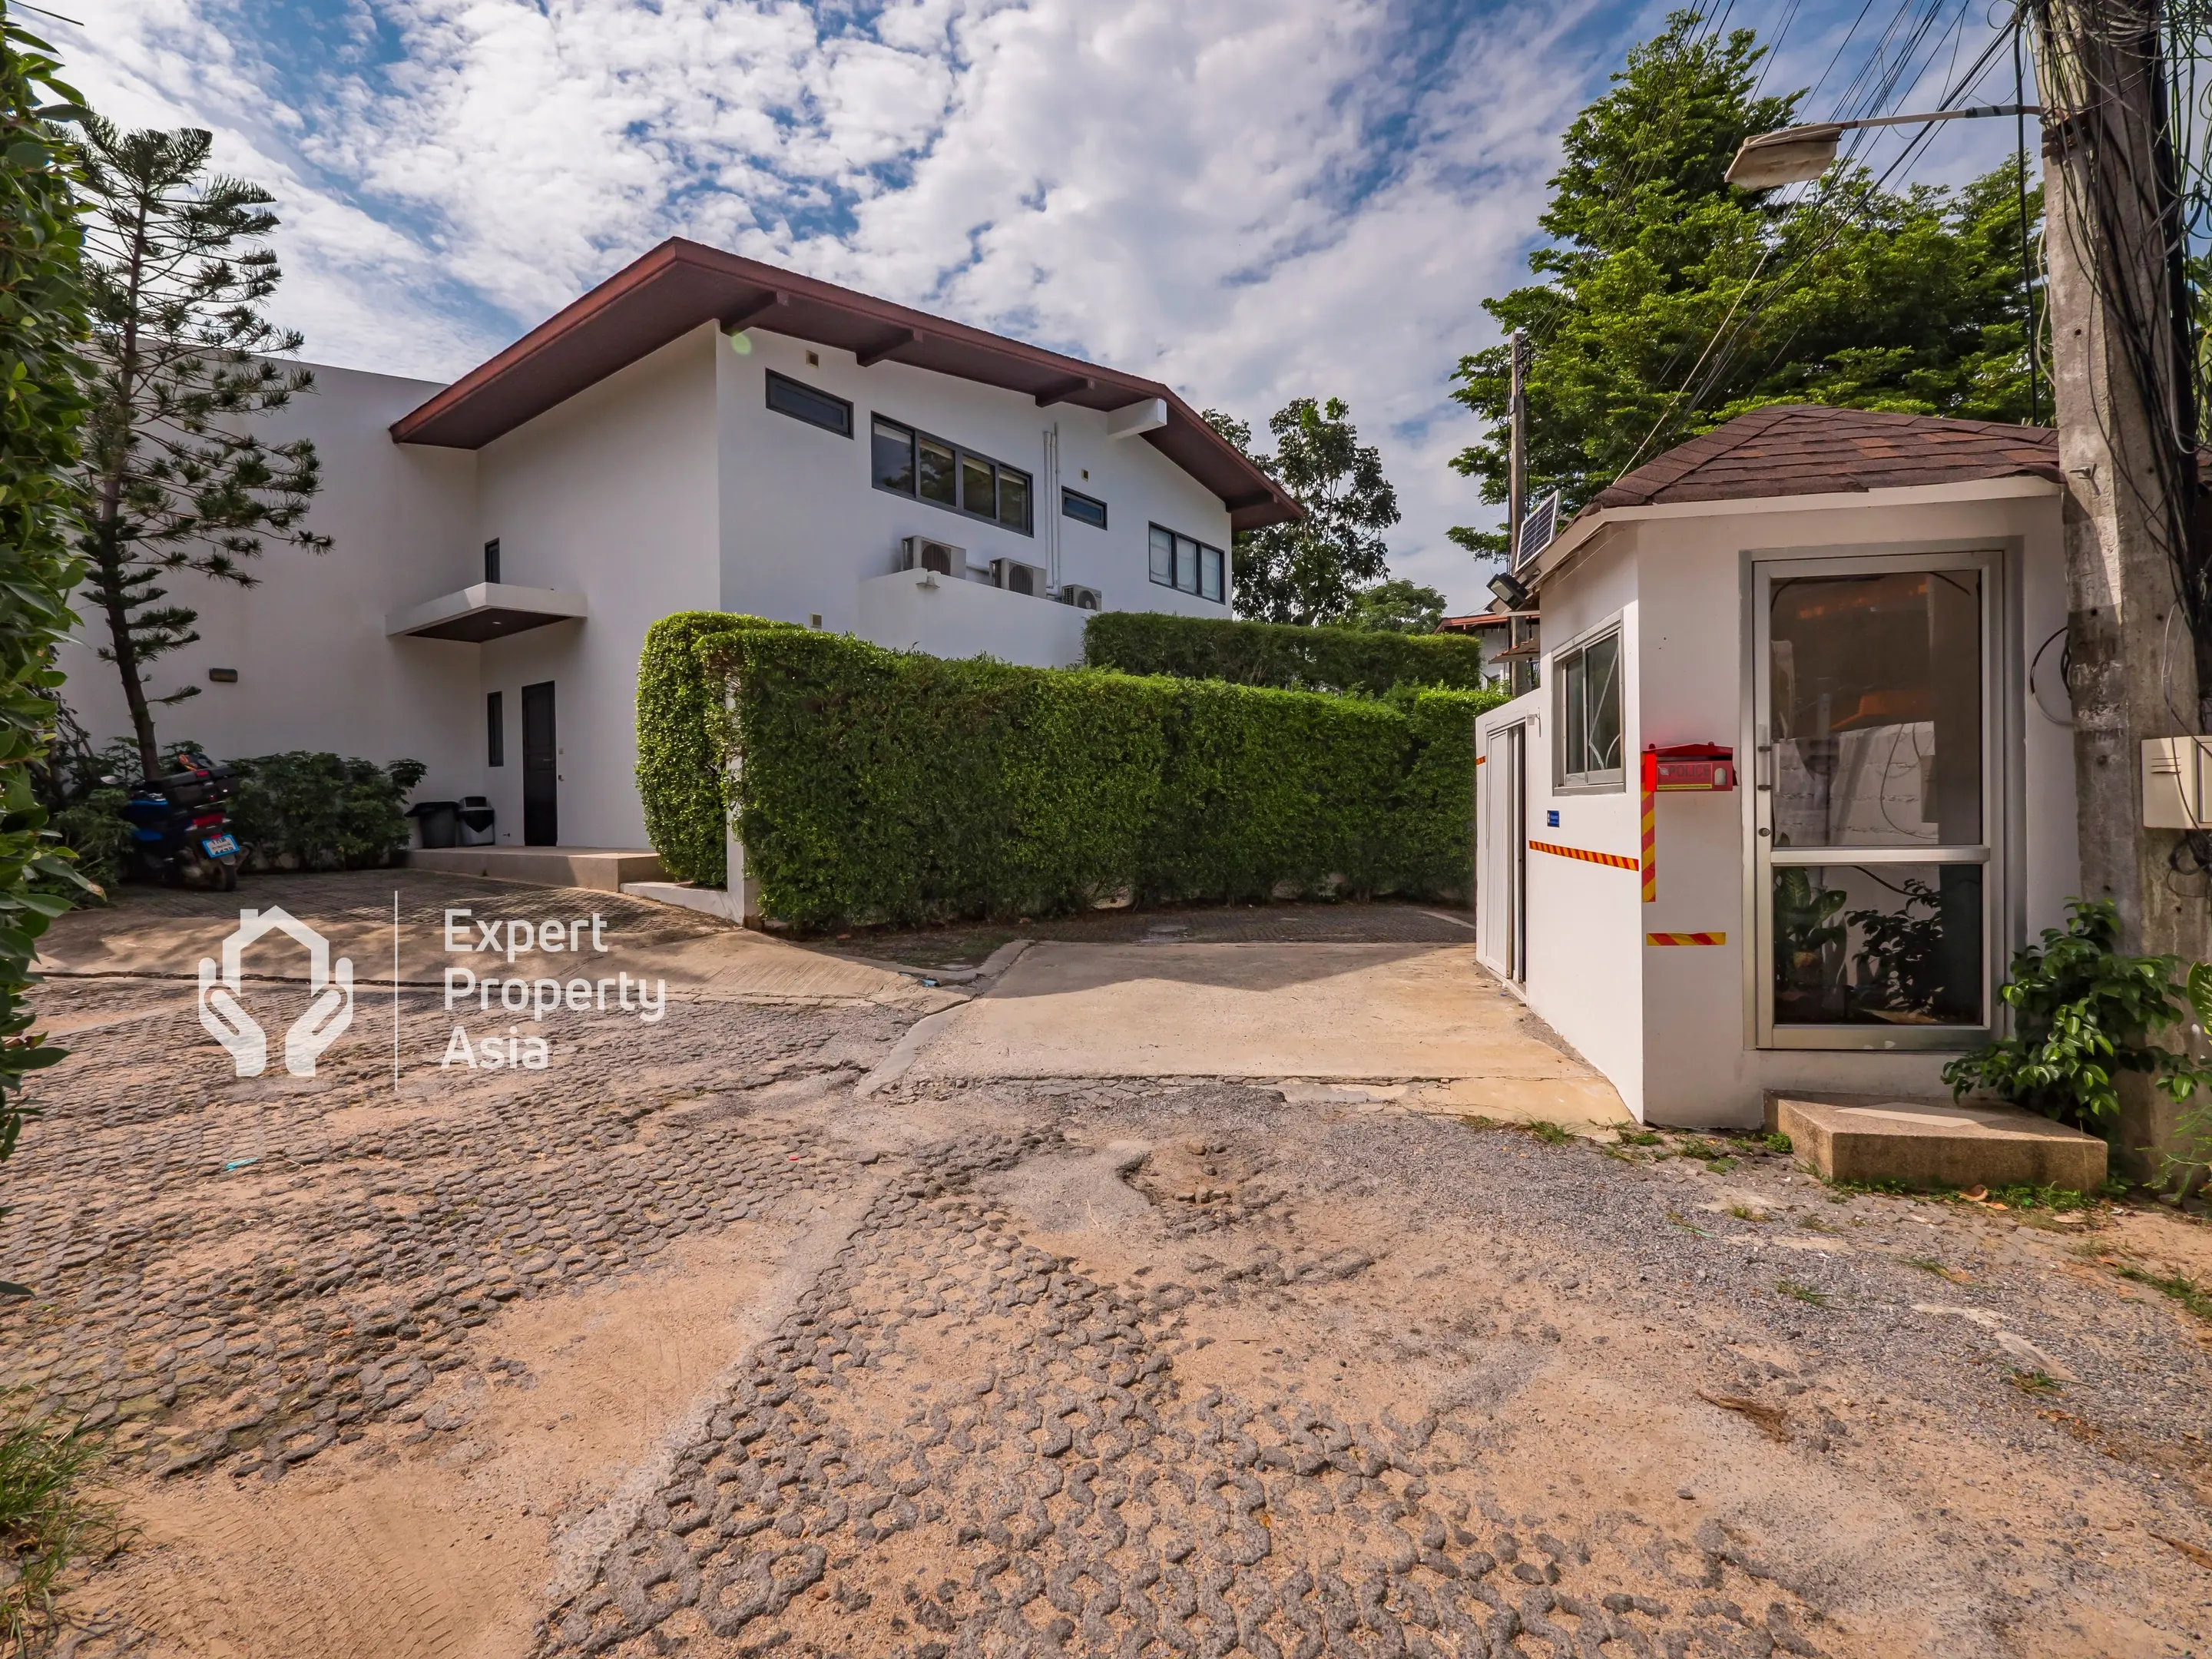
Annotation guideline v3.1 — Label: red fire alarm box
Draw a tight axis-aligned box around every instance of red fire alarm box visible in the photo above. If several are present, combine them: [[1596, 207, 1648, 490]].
[[1643, 743, 1735, 792]]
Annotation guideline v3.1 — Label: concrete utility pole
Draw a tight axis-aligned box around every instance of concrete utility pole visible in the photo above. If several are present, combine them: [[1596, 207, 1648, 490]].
[[2036, 0, 2210, 1168]]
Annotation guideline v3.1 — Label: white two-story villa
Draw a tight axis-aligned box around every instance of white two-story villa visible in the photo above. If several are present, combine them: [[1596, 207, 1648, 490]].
[[64, 240, 1296, 852]]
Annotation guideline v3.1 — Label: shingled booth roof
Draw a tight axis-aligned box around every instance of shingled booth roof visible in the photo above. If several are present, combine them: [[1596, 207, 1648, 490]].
[[390, 239, 1300, 532], [1584, 403, 2059, 514]]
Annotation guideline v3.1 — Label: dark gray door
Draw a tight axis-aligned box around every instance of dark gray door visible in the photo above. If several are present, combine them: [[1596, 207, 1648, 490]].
[[522, 681, 557, 846]]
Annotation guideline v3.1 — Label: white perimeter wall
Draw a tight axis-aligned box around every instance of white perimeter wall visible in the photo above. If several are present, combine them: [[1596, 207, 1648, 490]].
[[60, 364, 482, 797], [469, 330, 720, 849], [1479, 485, 2075, 1127], [713, 325, 1233, 653]]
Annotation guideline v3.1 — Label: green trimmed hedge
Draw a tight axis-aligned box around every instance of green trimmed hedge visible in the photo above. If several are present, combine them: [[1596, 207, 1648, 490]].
[[635, 611, 803, 884], [638, 612, 1502, 930], [1083, 609, 1487, 696]]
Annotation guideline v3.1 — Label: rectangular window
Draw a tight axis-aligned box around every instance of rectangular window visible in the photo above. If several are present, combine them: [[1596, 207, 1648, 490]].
[[997, 469, 1029, 531], [1147, 523, 1227, 603], [1061, 488, 1108, 530], [1555, 628, 1623, 789], [873, 418, 916, 494], [919, 435, 958, 505], [1174, 535, 1199, 594], [486, 690, 505, 768], [766, 369, 852, 437], [483, 538, 501, 584], [871, 412, 1032, 533], [962, 453, 996, 517]]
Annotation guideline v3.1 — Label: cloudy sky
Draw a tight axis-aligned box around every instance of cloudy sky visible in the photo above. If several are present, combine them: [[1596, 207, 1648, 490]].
[[61, 0, 2020, 611]]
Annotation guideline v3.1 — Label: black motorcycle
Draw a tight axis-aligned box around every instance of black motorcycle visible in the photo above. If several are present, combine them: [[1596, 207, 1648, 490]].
[[119, 751, 243, 889]]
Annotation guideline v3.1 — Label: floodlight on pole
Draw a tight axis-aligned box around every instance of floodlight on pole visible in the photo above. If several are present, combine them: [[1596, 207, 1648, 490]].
[[1724, 104, 2043, 190]]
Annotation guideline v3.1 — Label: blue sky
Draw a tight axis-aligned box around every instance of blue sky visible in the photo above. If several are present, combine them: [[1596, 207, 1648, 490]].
[[64, 0, 2024, 611]]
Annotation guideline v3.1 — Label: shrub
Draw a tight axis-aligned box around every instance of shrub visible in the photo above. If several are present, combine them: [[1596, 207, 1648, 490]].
[[1, 1389, 122, 1651], [1083, 609, 1487, 696], [635, 611, 805, 886], [1942, 899, 2212, 1131], [228, 752, 428, 871], [644, 615, 1491, 931]]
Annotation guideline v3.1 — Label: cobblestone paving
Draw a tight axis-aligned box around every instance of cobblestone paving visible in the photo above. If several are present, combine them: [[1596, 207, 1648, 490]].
[[549, 1125, 1828, 1659], [10, 895, 2212, 1659], [2, 982, 899, 1488]]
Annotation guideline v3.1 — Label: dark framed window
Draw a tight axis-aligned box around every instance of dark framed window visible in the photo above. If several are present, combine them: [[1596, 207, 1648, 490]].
[[1061, 488, 1108, 530], [766, 369, 853, 437], [486, 690, 505, 767], [1555, 627, 1623, 790], [870, 414, 1032, 534], [1148, 524, 1227, 604], [483, 538, 501, 583]]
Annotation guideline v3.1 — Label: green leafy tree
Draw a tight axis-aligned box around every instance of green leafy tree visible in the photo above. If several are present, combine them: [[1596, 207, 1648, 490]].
[[0, 11, 96, 1276], [1445, 10, 2043, 554], [1204, 399, 1399, 624], [76, 119, 327, 780], [1342, 578, 1447, 634]]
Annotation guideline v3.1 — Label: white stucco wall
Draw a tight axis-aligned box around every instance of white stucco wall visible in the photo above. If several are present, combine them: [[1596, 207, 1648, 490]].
[[1476, 483, 2078, 1128], [467, 330, 721, 848], [61, 363, 482, 796], [713, 326, 1233, 644]]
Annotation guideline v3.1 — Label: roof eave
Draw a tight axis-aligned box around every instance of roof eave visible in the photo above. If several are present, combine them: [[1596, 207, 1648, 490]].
[[388, 238, 1296, 526]]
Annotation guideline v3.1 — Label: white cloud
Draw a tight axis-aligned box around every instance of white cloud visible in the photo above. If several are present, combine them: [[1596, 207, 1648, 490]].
[[65, 0, 1631, 610]]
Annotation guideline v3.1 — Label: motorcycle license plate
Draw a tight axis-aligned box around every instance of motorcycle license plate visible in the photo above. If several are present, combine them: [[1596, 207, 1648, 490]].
[[200, 833, 238, 858]]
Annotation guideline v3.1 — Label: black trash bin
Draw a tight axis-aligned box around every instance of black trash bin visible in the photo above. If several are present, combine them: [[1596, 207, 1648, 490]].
[[457, 796, 496, 846], [408, 800, 460, 849]]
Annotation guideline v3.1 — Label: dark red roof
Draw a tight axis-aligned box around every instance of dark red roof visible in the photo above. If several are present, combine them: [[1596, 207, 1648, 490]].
[[390, 239, 1299, 531], [1586, 403, 2058, 513]]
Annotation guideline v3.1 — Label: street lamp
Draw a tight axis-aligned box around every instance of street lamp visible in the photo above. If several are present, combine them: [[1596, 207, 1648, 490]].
[[1724, 104, 2041, 189]]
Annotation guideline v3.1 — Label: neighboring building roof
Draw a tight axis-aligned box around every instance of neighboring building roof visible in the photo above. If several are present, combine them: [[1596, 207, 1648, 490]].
[[1439, 609, 1536, 634], [1585, 403, 2058, 513], [390, 239, 1300, 531]]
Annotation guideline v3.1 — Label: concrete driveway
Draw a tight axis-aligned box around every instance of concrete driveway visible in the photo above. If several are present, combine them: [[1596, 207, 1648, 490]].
[[890, 938, 1629, 1127]]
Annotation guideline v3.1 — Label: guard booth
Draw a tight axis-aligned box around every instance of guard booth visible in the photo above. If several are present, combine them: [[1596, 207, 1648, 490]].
[[1474, 405, 2081, 1127]]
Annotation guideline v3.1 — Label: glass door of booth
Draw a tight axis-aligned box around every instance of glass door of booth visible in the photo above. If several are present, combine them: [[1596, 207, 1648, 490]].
[[1482, 722, 1528, 983], [1751, 553, 1997, 1049]]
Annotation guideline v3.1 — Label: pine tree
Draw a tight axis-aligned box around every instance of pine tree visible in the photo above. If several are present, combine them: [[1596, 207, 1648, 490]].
[[76, 119, 327, 779]]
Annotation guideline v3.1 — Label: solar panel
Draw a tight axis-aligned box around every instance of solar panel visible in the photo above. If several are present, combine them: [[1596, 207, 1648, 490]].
[[1515, 489, 1560, 568]]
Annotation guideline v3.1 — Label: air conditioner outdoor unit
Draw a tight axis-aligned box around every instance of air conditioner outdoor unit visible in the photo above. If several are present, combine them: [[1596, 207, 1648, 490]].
[[992, 558, 1046, 598], [1058, 584, 1102, 611], [899, 535, 963, 578]]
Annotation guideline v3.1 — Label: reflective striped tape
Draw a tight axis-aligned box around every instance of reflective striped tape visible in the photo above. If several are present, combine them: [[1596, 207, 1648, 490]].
[[1641, 777, 1657, 904], [1646, 932, 1727, 946], [1528, 839, 1641, 872]]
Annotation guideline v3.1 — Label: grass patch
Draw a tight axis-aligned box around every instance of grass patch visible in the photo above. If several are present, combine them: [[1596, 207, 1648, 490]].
[[1, 1391, 124, 1651], [1665, 1211, 1719, 1239], [1906, 1255, 1973, 1284], [1524, 1121, 1575, 1146], [1614, 1128, 1662, 1147], [2008, 1369, 2065, 1396], [1776, 1277, 1834, 1308], [2113, 1264, 2212, 1321], [1757, 1131, 1793, 1156]]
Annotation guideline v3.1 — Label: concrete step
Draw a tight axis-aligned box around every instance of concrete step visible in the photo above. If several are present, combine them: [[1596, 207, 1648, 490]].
[[1767, 1091, 2107, 1193], [406, 846, 663, 892]]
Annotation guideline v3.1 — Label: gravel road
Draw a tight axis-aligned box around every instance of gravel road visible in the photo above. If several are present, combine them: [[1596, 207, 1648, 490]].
[[6, 894, 2211, 1659]]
